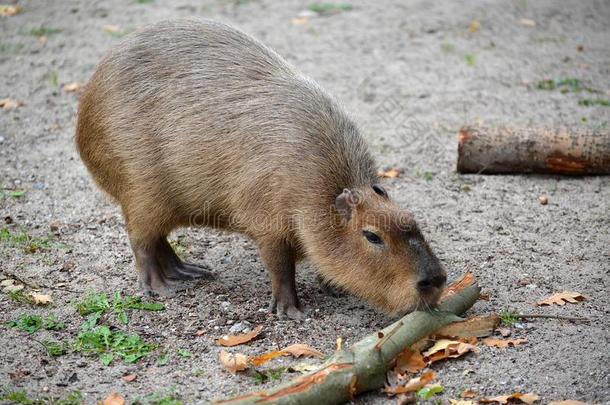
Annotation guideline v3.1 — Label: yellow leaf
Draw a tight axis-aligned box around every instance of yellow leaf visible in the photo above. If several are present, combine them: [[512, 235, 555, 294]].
[[63, 82, 82, 93], [219, 350, 249, 374], [103, 25, 121, 33], [483, 338, 528, 348], [28, 293, 53, 305], [102, 392, 125, 405], [481, 392, 540, 404], [0, 5, 22, 17], [216, 325, 263, 347], [537, 291, 586, 306], [469, 20, 481, 32], [378, 168, 401, 178]]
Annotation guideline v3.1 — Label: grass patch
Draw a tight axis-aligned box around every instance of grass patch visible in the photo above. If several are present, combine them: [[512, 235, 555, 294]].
[[0, 188, 26, 199], [578, 98, 610, 107], [308, 2, 352, 14], [8, 314, 65, 333], [42, 340, 69, 357], [177, 348, 192, 358], [76, 292, 164, 325], [0, 227, 56, 253], [252, 367, 287, 384], [75, 325, 158, 366], [536, 78, 597, 93], [133, 392, 183, 405], [500, 310, 519, 327], [0, 389, 84, 405], [29, 26, 62, 37], [440, 42, 455, 53], [464, 53, 476, 66]]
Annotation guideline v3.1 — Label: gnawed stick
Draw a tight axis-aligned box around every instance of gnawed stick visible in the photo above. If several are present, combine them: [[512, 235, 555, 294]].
[[215, 275, 481, 404], [457, 126, 610, 175]]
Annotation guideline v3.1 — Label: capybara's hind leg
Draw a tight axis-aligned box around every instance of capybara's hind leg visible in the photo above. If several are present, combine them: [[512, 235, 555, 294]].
[[157, 238, 215, 280]]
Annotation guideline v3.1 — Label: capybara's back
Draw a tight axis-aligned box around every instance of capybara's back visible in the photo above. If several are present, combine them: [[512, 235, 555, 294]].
[[76, 19, 446, 319]]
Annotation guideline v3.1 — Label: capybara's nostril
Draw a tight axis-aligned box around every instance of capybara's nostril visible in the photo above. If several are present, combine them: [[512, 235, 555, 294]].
[[417, 274, 446, 292]]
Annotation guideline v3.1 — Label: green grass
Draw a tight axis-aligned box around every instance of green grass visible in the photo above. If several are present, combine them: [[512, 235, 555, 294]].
[[579, 98, 610, 107], [157, 353, 170, 366], [440, 42, 455, 53], [48, 70, 59, 87], [75, 325, 158, 366], [417, 385, 444, 400], [42, 340, 69, 356], [252, 367, 287, 384], [29, 27, 61, 37], [500, 310, 519, 327], [8, 314, 64, 334], [464, 53, 476, 66], [133, 392, 183, 405], [0, 227, 56, 253], [0, 389, 84, 405], [8, 290, 35, 305], [76, 292, 164, 326], [0, 188, 26, 199], [536, 78, 597, 93], [308, 2, 352, 13], [177, 348, 192, 358], [136, 0, 153, 3]]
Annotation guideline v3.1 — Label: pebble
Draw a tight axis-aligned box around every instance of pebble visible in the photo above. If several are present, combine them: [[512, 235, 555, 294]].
[[229, 321, 252, 334], [220, 301, 231, 308], [0, 136, 4, 143]]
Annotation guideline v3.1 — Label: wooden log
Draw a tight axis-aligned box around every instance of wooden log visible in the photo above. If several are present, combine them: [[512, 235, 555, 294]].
[[457, 126, 610, 175]]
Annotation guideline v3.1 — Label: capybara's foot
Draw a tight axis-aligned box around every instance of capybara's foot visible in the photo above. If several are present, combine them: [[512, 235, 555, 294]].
[[269, 296, 305, 320]]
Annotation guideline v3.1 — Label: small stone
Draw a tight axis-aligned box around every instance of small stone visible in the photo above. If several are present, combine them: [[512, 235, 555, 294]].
[[538, 195, 549, 205], [220, 301, 231, 308], [229, 321, 251, 334]]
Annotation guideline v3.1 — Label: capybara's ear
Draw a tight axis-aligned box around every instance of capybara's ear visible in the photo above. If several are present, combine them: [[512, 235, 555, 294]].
[[335, 188, 357, 221]]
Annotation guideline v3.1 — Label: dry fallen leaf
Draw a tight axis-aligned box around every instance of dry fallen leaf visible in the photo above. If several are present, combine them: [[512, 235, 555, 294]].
[[480, 392, 540, 404], [102, 392, 125, 405], [103, 25, 121, 33], [461, 389, 477, 398], [469, 20, 481, 32], [483, 338, 528, 348], [250, 343, 324, 366], [0, 98, 24, 110], [378, 168, 401, 178], [63, 82, 82, 93], [219, 350, 249, 374], [435, 314, 500, 338], [423, 339, 479, 363], [537, 291, 586, 306], [216, 325, 263, 347], [548, 401, 589, 405], [0, 5, 22, 17], [28, 293, 53, 305], [38, 36, 48, 46], [450, 401, 476, 405], [195, 329, 205, 336], [122, 374, 137, 382], [395, 347, 427, 373], [385, 371, 436, 394]]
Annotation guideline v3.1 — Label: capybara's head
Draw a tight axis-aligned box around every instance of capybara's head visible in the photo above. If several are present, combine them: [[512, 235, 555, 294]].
[[315, 184, 446, 315]]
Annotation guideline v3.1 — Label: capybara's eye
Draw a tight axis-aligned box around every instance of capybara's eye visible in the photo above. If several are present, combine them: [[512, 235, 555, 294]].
[[372, 184, 387, 197], [363, 230, 383, 245]]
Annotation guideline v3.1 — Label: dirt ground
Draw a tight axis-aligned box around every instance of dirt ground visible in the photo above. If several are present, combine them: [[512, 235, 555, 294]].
[[1, 0, 609, 404]]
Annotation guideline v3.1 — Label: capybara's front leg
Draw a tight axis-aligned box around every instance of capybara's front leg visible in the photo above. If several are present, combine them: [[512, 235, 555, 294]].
[[259, 239, 304, 320]]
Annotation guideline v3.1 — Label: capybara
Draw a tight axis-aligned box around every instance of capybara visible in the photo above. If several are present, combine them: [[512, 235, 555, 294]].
[[76, 19, 446, 319]]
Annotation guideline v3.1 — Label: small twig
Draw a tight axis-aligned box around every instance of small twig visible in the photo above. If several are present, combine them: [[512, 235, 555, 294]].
[[515, 313, 589, 322]]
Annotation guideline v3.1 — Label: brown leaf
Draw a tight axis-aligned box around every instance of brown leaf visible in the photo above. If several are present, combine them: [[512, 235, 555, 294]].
[[469, 20, 481, 33], [282, 343, 324, 359], [385, 371, 436, 394], [483, 338, 528, 348], [0, 98, 24, 110], [0, 5, 22, 17], [423, 339, 479, 363], [440, 272, 476, 301], [435, 314, 500, 338], [250, 343, 324, 366], [480, 392, 540, 404], [378, 168, 401, 178], [537, 291, 586, 306], [28, 293, 53, 305], [195, 329, 205, 336], [450, 401, 476, 405], [63, 82, 82, 93], [461, 389, 477, 398], [102, 392, 125, 405], [216, 325, 263, 347], [219, 350, 249, 374], [498, 327, 512, 337], [122, 374, 137, 382], [395, 348, 427, 373]]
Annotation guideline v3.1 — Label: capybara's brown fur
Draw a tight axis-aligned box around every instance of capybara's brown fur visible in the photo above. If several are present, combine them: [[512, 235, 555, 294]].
[[76, 19, 446, 319]]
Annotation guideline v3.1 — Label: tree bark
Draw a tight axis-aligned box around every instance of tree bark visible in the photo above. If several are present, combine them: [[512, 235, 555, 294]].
[[215, 281, 481, 404], [457, 126, 610, 175]]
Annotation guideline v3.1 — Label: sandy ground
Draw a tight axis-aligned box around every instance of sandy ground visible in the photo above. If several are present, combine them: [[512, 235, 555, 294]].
[[1, 0, 609, 404]]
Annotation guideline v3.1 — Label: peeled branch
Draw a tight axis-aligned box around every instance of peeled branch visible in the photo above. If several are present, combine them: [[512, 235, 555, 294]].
[[215, 274, 481, 404]]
